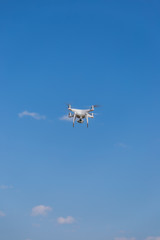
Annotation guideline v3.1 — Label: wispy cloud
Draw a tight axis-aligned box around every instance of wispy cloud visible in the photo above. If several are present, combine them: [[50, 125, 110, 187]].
[[115, 238, 136, 240], [114, 236, 160, 240], [0, 185, 13, 189], [31, 205, 52, 216], [145, 237, 160, 240], [0, 211, 6, 217], [59, 115, 73, 122], [57, 216, 75, 224], [32, 223, 40, 227], [19, 111, 46, 120], [116, 142, 128, 148]]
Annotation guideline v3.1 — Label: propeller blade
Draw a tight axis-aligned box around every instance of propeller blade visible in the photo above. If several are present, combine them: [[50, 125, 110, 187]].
[[66, 103, 72, 109], [93, 104, 101, 108]]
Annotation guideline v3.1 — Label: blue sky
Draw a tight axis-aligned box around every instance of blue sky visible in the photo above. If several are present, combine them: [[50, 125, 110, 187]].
[[0, 1, 160, 240]]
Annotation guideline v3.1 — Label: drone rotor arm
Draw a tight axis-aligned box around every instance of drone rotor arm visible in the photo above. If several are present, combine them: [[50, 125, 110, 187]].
[[87, 113, 94, 118]]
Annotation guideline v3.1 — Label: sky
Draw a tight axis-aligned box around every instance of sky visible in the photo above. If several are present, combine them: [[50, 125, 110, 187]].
[[0, 0, 160, 240]]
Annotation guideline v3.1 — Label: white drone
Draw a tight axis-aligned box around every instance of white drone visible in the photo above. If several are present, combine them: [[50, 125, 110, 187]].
[[67, 104, 99, 127]]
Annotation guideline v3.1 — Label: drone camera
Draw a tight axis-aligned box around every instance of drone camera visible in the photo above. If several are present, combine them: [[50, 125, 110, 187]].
[[77, 119, 84, 123]]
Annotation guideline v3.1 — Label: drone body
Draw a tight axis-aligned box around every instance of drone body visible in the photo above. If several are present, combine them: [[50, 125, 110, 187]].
[[67, 104, 98, 127]]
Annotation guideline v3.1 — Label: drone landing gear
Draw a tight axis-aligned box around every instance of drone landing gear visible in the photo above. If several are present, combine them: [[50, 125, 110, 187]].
[[73, 114, 76, 127], [85, 115, 88, 128]]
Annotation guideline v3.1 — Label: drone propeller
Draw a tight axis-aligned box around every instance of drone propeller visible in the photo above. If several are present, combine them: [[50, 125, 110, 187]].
[[92, 112, 99, 115], [93, 104, 101, 108], [66, 103, 72, 109], [90, 104, 101, 111]]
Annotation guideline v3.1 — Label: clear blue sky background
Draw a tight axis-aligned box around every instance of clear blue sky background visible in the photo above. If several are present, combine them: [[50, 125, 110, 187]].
[[0, 1, 160, 240]]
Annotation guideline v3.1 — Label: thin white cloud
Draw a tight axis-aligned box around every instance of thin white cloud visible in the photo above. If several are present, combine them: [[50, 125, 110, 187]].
[[32, 223, 40, 227], [57, 216, 75, 224], [145, 237, 160, 240], [0, 185, 13, 189], [0, 210, 6, 217], [116, 142, 128, 148], [31, 205, 52, 216], [114, 236, 160, 240], [59, 115, 73, 122], [19, 111, 46, 120], [115, 238, 136, 240]]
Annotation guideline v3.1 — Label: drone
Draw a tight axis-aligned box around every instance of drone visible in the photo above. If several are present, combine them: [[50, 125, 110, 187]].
[[67, 104, 99, 127]]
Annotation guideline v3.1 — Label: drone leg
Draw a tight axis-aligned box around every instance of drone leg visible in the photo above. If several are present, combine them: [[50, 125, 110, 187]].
[[73, 114, 76, 127], [85, 115, 89, 128]]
